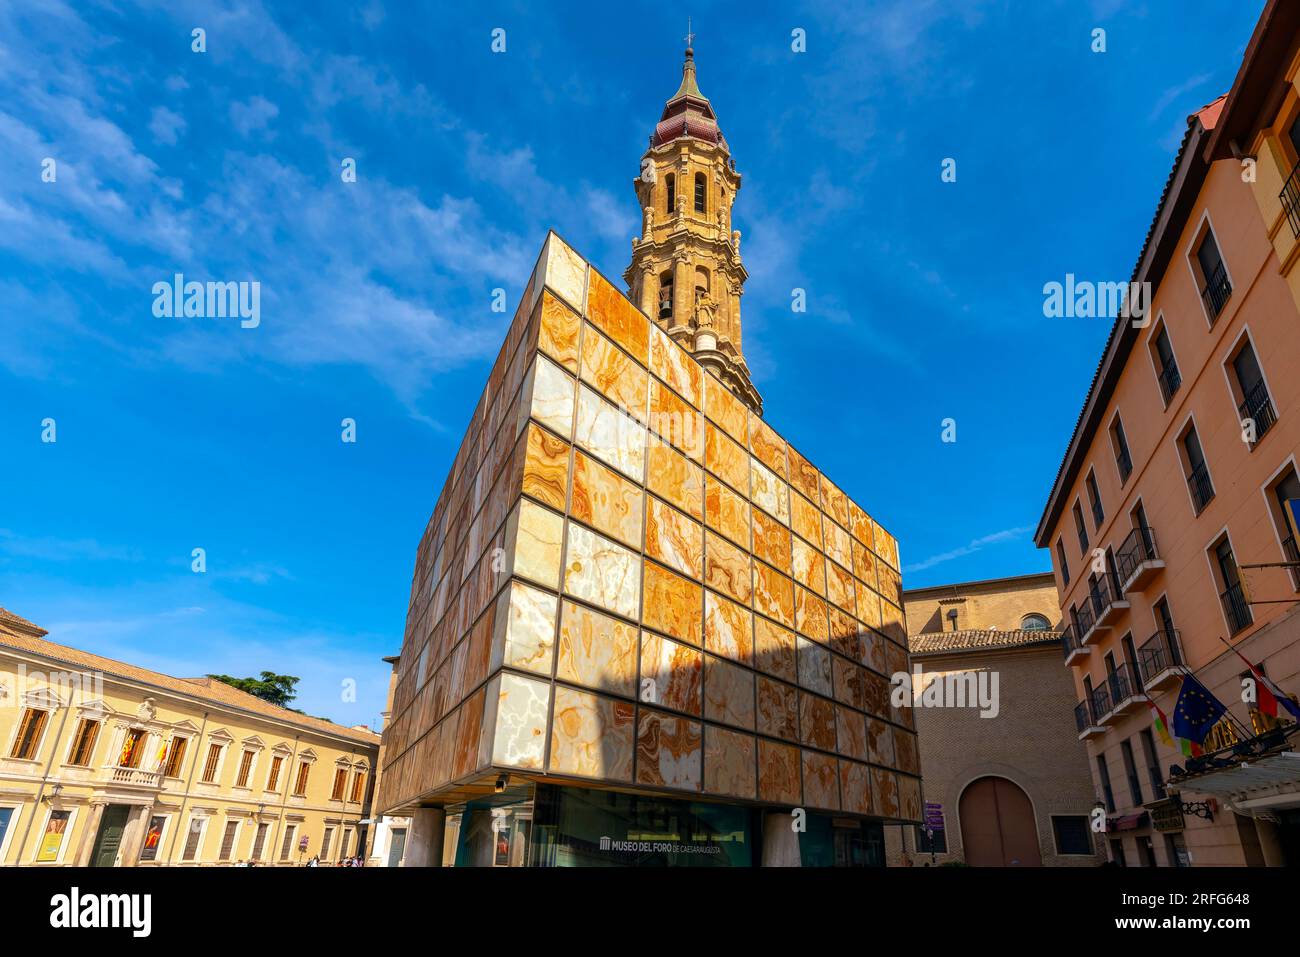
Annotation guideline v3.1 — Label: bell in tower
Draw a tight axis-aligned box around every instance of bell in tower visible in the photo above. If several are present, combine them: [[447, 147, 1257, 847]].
[[623, 37, 763, 415]]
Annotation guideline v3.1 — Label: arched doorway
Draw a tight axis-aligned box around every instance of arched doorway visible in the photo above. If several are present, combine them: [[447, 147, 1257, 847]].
[[958, 776, 1042, 866]]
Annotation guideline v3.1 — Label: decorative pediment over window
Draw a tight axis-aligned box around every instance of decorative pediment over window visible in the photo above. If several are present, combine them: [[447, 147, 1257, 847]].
[[298, 748, 318, 763], [242, 735, 266, 750], [334, 756, 353, 768], [22, 687, 66, 710], [208, 728, 235, 744], [75, 698, 112, 720], [169, 719, 201, 735], [271, 742, 293, 755]]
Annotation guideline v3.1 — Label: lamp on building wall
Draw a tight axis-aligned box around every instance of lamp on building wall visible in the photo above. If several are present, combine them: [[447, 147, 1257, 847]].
[[495, 774, 509, 794], [43, 784, 63, 805]]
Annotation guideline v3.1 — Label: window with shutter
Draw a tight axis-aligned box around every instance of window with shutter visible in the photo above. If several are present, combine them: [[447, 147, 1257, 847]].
[[218, 820, 240, 861]]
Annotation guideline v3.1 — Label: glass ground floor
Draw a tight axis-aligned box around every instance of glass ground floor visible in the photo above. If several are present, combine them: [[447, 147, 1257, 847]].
[[440, 782, 886, 867]]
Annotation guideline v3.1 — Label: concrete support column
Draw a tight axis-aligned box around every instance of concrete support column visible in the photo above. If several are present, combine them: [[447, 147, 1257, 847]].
[[403, 807, 446, 867], [1253, 815, 1287, 867], [760, 812, 801, 867], [117, 806, 150, 867], [73, 802, 107, 867]]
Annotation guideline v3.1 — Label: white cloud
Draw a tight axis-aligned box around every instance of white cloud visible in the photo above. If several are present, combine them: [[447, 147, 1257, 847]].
[[904, 525, 1036, 573], [148, 105, 186, 144], [229, 95, 279, 137]]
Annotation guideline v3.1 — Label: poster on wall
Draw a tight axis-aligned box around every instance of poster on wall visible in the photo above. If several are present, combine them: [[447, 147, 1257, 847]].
[[139, 816, 167, 861], [36, 810, 71, 862]]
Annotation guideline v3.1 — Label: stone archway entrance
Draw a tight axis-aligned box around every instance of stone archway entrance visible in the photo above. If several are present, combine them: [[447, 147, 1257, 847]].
[[958, 776, 1042, 866]]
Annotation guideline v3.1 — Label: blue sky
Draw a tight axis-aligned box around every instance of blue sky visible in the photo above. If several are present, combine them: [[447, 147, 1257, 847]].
[[0, 0, 1263, 723]]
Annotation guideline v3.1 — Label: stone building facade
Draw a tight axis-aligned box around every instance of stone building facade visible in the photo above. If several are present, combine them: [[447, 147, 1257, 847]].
[[0, 607, 379, 867]]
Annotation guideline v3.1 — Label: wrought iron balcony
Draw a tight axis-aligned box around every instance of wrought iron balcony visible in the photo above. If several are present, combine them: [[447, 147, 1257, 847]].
[[1187, 461, 1215, 513], [1075, 699, 1105, 739], [1200, 260, 1232, 321], [1107, 663, 1148, 715], [1087, 573, 1129, 630], [1062, 624, 1091, 666], [1220, 581, 1253, 635], [1283, 535, 1300, 591], [1074, 599, 1098, 644], [1116, 525, 1164, 591], [1281, 160, 1300, 238], [1137, 629, 1188, 690], [1238, 379, 1278, 442], [1090, 682, 1114, 724], [1157, 360, 1181, 405]]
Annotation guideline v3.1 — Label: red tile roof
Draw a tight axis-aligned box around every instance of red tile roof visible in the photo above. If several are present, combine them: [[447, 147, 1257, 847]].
[[909, 628, 1062, 657], [0, 606, 380, 746]]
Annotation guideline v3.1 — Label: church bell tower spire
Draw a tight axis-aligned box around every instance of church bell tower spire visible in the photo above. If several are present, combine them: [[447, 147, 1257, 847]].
[[623, 36, 762, 415]]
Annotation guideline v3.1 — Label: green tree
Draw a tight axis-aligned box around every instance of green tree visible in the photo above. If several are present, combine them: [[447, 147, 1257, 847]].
[[208, 671, 300, 708]]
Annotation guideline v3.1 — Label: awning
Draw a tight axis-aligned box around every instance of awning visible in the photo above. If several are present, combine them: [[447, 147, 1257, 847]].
[[1176, 751, 1300, 800], [1107, 812, 1149, 832]]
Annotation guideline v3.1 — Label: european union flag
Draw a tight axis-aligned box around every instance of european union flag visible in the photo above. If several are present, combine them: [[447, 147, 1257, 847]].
[[1172, 674, 1228, 747]]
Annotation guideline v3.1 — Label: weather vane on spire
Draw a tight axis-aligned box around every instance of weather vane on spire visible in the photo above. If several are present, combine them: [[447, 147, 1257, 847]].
[[684, 16, 695, 50]]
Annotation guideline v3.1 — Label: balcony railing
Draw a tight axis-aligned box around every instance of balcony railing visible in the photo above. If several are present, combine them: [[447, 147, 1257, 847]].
[[1061, 624, 1090, 665], [1075, 699, 1103, 736], [1090, 682, 1114, 722], [1087, 573, 1128, 628], [1157, 360, 1182, 404], [1137, 629, 1186, 687], [1200, 260, 1232, 321], [110, 766, 164, 787], [1221, 581, 1253, 634], [1075, 599, 1097, 642], [1280, 160, 1300, 238], [1283, 535, 1300, 591], [1187, 461, 1215, 513], [1107, 663, 1147, 712], [1115, 525, 1162, 589], [1238, 379, 1278, 442]]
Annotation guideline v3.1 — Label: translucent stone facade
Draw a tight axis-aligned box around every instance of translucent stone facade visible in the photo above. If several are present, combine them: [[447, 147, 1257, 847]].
[[376, 233, 920, 823]]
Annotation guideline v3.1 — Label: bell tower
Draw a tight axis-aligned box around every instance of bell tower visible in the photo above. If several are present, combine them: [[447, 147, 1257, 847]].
[[623, 39, 762, 414]]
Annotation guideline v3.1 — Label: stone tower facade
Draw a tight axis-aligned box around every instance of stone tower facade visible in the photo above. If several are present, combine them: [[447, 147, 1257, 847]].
[[623, 46, 762, 414]]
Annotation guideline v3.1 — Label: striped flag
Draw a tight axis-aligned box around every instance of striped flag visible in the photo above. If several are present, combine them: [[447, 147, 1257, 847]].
[[1223, 639, 1300, 723], [1147, 699, 1174, 748]]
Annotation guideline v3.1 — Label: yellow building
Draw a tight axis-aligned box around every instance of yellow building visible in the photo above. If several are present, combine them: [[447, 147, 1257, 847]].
[[0, 607, 380, 867]]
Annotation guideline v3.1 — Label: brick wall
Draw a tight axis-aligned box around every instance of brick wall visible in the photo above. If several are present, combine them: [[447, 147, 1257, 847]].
[[887, 644, 1103, 866]]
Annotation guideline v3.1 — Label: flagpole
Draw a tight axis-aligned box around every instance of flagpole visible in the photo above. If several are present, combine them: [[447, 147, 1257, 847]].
[[1210, 635, 1266, 742], [1146, 646, 1255, 747]]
